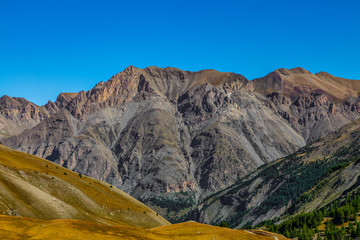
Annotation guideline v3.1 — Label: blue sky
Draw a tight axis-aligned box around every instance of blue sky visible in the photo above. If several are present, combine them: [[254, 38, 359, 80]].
[[1, 0, 359, 105]]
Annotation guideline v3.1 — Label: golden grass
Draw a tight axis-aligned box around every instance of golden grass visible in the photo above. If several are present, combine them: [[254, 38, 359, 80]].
[[151, 221, 289, 240], [0, 144, 169, 228], [0, 215, 289, 240]]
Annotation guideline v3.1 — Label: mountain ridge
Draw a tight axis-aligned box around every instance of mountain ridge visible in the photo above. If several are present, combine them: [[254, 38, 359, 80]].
[[253, 67, 360, 102]]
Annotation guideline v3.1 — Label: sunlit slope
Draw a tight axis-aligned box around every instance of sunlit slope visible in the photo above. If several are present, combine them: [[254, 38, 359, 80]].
[[150, 221, 289, 240], [0, 144, 169, 228], [0, 215, 288, 240]]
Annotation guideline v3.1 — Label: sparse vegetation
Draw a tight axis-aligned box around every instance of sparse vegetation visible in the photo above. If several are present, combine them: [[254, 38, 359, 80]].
[[262, 191, 360, 239], [198, 120, 360, 229], [218, 221, 229, 228], [144, 193, 196, 214]]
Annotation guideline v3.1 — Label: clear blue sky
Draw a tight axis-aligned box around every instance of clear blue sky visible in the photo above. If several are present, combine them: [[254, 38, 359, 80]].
[[1, 0, 359, 105]]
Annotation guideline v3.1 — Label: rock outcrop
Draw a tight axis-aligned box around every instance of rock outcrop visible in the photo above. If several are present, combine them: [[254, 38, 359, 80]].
[[253, 68, 360, 142], [0, 96, 50, 138]]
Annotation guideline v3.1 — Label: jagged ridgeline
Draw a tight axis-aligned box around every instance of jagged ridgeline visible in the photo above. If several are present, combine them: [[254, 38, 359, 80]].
[[0, 66, 359, 221], [188, 118, 360, 228]]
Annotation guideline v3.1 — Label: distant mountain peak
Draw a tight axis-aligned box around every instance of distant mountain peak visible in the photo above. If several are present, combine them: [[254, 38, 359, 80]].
[[253, 67, 360, 101], [275, 67, 312, 75], [124, 65, 138, 72]]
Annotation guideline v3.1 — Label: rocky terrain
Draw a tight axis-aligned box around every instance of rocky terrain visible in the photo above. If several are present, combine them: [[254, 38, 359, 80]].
[[0, 96, 50, 138], [253, 67, 360, 142], [1, 66, 359, 219], [188, 118, 360, 228]]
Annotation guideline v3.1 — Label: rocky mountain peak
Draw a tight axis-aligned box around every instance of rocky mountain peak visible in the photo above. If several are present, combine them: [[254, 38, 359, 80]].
[[124, 65, 137, 72], [253, 67, 360, 102], [275, 67, 312, 76], [0, 95, 50, 138], [41, 66, 253, 121], [0, 95, 34, 108]]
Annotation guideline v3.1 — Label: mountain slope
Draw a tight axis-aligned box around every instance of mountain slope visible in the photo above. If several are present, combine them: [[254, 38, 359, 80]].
[[0, 144, 169, 228], [253, 67, 360, 142], [0, 215, 289, 240], [188, 118, 360, 227], [1, 66, 359, 219]]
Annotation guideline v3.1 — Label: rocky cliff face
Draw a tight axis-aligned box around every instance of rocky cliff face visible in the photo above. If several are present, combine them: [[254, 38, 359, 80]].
[[0, 96, 50, 138], [253, 67, 360, 142], [1, 66, 359, 217]]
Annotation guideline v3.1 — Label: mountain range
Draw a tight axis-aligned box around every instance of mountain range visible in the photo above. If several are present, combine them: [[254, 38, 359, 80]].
[[1, 66, 359, 223]]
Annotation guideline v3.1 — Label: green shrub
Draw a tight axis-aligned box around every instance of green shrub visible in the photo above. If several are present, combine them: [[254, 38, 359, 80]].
[[218, 221, 229, 228]]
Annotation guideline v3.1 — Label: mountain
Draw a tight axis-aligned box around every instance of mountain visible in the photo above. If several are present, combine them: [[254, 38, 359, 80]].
[[0, 143, 168, 228], [188, 118, 360, 227], [1, 66, 359, 219]]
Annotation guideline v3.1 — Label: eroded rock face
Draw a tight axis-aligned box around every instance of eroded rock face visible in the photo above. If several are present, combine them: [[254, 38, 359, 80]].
[[189, 118, 360, 228], [0, 96, 50, 138], [254, 68, 360, 142], [1, 66, 359, 207]]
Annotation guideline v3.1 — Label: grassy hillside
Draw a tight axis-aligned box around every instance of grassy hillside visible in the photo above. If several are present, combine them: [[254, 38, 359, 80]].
[[0, 144, 169, 228], [0, 215, 288, 240]]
